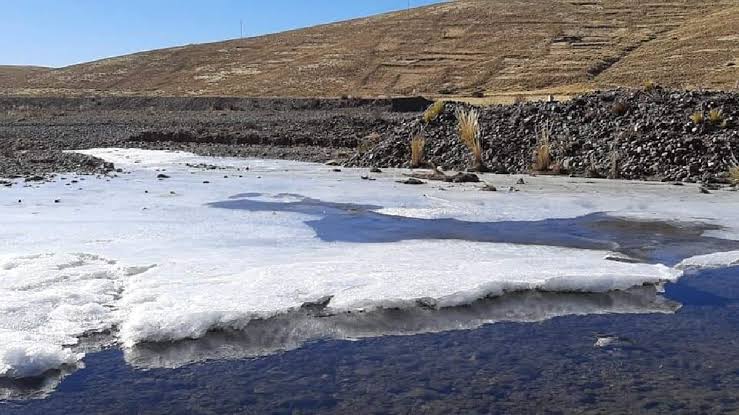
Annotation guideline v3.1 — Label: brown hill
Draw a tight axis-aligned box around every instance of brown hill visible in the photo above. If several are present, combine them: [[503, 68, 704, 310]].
[[2, 0, 738, 97]]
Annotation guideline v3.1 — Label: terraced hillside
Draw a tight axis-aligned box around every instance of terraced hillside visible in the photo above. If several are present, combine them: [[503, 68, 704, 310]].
[[2, 0, 737, 97]]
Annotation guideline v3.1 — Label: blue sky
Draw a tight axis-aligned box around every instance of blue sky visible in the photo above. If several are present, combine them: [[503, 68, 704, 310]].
[[1, 0, 444, 68]]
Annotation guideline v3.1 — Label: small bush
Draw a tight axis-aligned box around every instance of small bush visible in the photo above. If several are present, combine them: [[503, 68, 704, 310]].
[[532, 123, 553, 171], [643, 80, 657, 92], [690, 112, 704, 125], [455, 108, 485, 171], [410, 134, 426, 168], [423, 101, 445, 124], [708, 109, 724, 125]]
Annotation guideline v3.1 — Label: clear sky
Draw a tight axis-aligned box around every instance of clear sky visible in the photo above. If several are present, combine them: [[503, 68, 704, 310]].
[[1, 0, 444, 68]]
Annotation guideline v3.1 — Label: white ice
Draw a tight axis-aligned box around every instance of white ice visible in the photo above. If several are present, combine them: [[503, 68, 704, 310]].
[[1, 148, 737, 378]]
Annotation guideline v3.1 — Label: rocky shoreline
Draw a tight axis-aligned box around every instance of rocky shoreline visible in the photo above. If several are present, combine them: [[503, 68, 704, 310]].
[[349, 89, 739, 184], [0, 90, 737, 186]]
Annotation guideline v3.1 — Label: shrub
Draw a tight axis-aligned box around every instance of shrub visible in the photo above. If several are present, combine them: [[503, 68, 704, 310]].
[[455, 108, 484, 170], [423, 101, 445, 124], [690, 112, 704, 125], [708, 109, 724, 125], [532, 123, 553, 171], [410, 134, 426, 168], [643, 80, 657, 92]]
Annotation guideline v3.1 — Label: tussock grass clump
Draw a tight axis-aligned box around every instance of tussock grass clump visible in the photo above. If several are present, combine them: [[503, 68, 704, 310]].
[[730, 165, 739, 184], [708, 108, 724, 125], [410, 134, 426, 168], [690, 111, 704, 125], [532, 123, 553, 172], [609, 150, 620, 179], [423, 101, 445, 124], [357, 132, 382, 154], [643, 80, 657, 92], [455, 108, 485, 171]]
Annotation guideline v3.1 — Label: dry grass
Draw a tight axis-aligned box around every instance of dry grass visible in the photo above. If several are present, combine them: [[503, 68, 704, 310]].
[[532, 123, 553, 171], [609, 150, 620, 179], [410, 134, 426, 168], [730, 165, 739, 184], [690, 111, 705, 124], [708, 108, 724, 124], [423, 101, 445, 124], [643, 80, 658, 91], [455, 108, 483, 168], [357, 132, 382, 154]]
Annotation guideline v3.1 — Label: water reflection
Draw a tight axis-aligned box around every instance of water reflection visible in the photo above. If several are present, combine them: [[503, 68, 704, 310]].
[[126, 285, 679, 370]]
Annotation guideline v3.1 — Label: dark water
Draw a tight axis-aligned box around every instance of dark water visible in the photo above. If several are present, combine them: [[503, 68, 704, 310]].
[[3, 267, 737, 414], [2, 194, 739, 414]]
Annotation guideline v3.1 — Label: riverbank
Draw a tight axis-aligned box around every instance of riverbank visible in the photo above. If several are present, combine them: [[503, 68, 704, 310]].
[[0, 90, 737, 185]]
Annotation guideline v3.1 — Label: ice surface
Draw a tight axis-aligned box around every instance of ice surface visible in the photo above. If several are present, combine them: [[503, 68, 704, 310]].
[[676, 250, 739, 270], [1, 148, 737, 379], [0, 253, 143, 378]]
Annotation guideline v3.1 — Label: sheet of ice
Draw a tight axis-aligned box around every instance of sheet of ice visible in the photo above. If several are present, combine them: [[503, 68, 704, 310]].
[[0, 253, 145, 378], [1, 148, 736, 379], [676, 250, 739, 270]]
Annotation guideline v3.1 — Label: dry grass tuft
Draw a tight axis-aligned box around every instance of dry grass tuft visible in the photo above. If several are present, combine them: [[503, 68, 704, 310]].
[[643, 80, 657, 92], [532, 123, 553, 172], [730, 165, 739, 184], [410, 134, 426, 168], [357, 132, 382, 154], [423, 101, 445, 124], [690, 111, 704, 125], [708, 108, 724, 125], [455, 108, 484, 168]]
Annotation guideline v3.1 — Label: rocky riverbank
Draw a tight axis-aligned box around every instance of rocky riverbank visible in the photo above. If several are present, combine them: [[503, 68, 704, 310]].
[[0, 90, 737, 185], [349, 89, 739, 183]]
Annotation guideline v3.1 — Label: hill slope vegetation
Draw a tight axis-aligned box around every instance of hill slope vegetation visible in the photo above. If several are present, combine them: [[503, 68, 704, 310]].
[[1, 0, 738, 97]]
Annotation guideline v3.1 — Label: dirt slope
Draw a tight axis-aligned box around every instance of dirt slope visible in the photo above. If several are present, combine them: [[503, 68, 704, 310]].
[[2, 0, 738, 97]]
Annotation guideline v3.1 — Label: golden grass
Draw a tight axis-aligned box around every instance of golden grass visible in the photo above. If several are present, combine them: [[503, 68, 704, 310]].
[[643, 80, 657, 91], [690, 111, 704, 124], [532, 123, 553, 171], [410, 134, 426, 168], [455, 108, 483, 167], [730, 165, 739, 184], [708, 108, 724, 124], [423, 101, 445, 124]]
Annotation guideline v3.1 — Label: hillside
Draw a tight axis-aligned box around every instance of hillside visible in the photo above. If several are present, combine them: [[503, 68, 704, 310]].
[[2, 0, 738, 97]]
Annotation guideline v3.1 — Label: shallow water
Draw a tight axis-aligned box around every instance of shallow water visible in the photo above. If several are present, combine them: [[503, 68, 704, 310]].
[[211, 193, 739, 265], [3, 267, 737, 414]]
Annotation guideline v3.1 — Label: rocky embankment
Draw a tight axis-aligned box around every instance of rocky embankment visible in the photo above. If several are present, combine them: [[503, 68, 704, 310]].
[[349, 89, 739, 183], [0, 91, 737, 184]]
